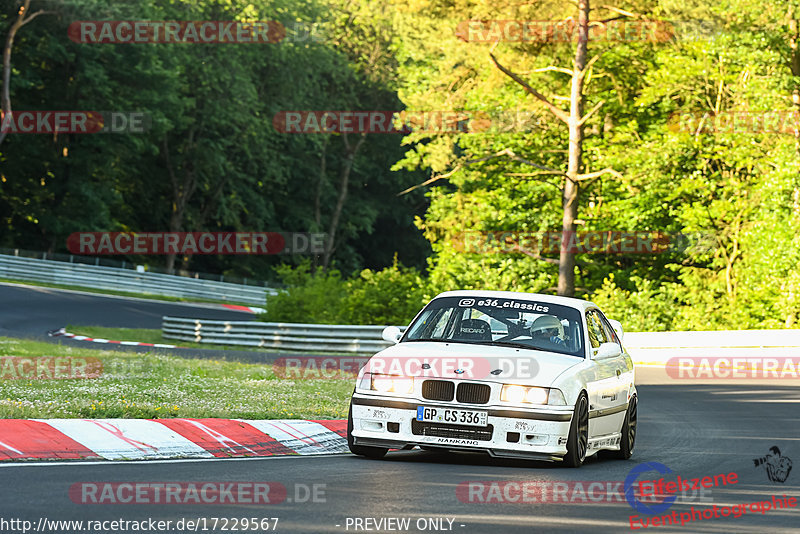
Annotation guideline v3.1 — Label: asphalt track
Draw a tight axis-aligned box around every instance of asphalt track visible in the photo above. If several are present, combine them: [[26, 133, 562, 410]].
[[1, 283, 799, 533], [0, 282, 283, 362], [2, 375, 799, 533]]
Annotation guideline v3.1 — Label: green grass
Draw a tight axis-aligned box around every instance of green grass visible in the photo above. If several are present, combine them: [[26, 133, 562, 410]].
[[0, 278, 266, 308], [0, 337, 352, 419]]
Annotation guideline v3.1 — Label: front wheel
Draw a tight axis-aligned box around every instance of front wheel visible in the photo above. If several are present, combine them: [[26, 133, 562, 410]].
[[611, 395, 637, 459], [562, 392, 589, 468], [347, 401, 388, 459]]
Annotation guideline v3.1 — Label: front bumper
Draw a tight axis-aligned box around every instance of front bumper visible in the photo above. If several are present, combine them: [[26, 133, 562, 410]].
[[350, 394, 574, 461]]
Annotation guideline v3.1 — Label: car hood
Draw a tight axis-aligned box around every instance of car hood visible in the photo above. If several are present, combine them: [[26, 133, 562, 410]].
[[364, 341, 583, 387]]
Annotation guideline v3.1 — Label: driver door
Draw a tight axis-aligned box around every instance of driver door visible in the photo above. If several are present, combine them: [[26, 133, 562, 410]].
[[585, 310, 627, 437]]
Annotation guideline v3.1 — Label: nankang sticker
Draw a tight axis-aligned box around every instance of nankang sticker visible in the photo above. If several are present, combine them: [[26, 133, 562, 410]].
[[459, 298, 550, 313], [437, 438, 479, 446]]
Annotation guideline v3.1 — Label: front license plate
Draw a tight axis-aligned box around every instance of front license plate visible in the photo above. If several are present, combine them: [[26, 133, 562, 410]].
[[416, 406, 488, 427]]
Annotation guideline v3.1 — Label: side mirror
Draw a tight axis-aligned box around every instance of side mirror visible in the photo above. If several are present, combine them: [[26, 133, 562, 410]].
[[382, 326, 402, 344], [608, 319, 624, 342], [594, 342, 622, 359]]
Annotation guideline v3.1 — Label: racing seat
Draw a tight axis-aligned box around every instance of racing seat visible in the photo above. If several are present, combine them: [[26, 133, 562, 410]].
[[456, 319, 492, 341]]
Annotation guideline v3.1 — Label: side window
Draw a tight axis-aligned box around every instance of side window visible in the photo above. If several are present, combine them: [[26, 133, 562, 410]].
[[585, 310, 608, 349], [598, 312, 621, 346]]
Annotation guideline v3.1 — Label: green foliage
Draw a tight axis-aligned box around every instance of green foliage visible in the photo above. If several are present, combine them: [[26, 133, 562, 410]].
[[391, 0, 800, 332], [0, 0, 429, 278], [589, 274, 681, 332], [260, 262, 349, 324], [262, 259, 428, 325], [3, 0, 800, 332], [338, 259, 429, 325]]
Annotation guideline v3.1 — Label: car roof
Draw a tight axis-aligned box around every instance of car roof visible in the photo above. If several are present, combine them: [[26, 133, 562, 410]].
[[432, 290, 598, 312]]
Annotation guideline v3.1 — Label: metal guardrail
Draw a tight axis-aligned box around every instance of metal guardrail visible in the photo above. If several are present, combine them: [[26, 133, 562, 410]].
[[162, 317, 403, 354], [624, 330, 800, 363], [162, 316, 800, 359], [0, 253, 275, 306]]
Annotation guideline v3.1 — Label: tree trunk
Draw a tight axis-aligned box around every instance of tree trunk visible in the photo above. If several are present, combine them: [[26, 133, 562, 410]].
[[1, 0, 49, 147], [557, 0, 590, 297], [312, 137, 329, 270], [162, 134, 197, 274], [322, 132, 366, 270], [789, 10, 800, 155]]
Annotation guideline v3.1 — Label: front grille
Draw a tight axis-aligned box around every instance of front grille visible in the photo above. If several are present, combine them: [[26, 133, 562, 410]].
[[456, 383, 491, 404], [411, 420, 494, 441], [422, 380, 455, 401]]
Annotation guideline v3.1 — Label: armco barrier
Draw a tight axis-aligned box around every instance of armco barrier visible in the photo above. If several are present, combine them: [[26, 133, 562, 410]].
[[624, 330, 800, 364], [0, 253, 275, 306], [161, 318, 800, 360], [162, 317, 403, 354]]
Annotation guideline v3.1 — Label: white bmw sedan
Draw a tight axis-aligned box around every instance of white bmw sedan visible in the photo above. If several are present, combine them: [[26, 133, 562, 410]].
[[348, 290, 636, 467]]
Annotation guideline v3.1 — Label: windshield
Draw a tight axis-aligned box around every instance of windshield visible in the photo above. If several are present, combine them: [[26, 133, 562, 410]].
[[403, 296, 585, 357]]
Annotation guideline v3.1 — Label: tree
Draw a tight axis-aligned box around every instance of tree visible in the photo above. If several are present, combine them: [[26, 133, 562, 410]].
[[488, 0, 622, 295], [1, 0, 52, 146], [393, 0, 659, 296]]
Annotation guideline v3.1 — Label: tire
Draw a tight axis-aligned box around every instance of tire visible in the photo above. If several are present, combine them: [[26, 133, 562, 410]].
[[562, 392, 589, 468], [347, 401, 388, 459], [611, 395, 637, 460]]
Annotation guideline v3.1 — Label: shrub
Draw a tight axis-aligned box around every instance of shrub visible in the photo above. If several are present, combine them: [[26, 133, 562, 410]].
[[589, 274, 681, 332], [261, 258, 428, 325]]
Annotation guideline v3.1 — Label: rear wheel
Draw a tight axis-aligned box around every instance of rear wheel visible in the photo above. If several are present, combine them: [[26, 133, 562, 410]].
[[611, 395, 637, 459], [562, 392, 589, 467], [347, 401, 388, 459]]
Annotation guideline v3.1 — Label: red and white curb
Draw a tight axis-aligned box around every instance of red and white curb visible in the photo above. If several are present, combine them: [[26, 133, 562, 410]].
[[48, 327, 181, 349], [221, 304, 265, 314], [0, 418, 347, 461]]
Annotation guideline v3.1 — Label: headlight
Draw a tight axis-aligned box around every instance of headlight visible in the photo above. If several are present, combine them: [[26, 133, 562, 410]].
[[502, 385, 527, 403], [373, 375, 394, 392], [525, 387, 548, 404], [501, 384, 565, 405], [363, 373, 414, 394]]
